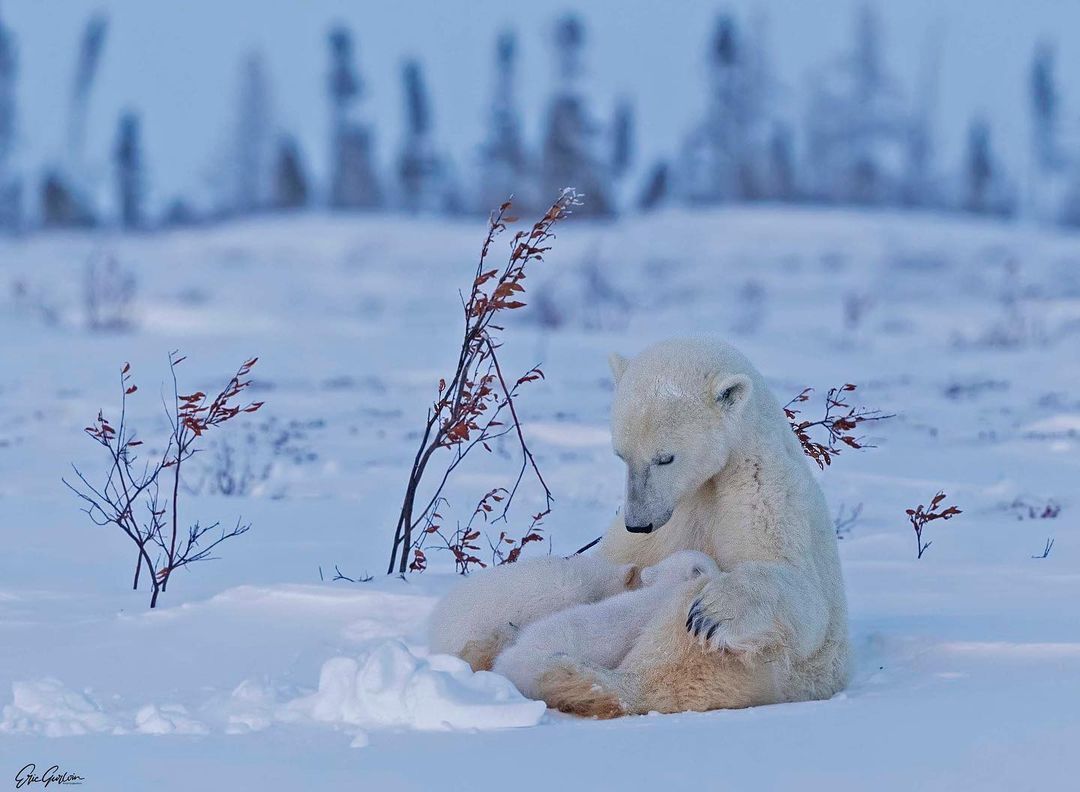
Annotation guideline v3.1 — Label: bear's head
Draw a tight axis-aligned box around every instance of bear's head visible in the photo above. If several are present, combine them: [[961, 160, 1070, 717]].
[[640, 549, 719, 586], [608, 340, 756, 534]]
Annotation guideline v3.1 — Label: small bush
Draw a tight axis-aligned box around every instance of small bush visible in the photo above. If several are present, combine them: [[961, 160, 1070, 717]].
[[84, 253, 137, 332], [64, 354, 264, 607], [907, 491, 962, 559], [784, 384, 892, 469], [387, 190, 580, 575]]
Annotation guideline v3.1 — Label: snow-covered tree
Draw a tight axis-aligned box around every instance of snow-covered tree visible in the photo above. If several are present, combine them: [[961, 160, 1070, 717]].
[[397, 59, 446, 212], [803, 4, 908, 204], [1028, 41, 1073, 223], [540, 14, 613, 216], [638, 161, 670, 211], [1030, 41, 1061, 176], [677, 14, 773, 204], [67, 13, 108, 178], [327, 25, 381, 209], [611, 99, 634, 181], [113, 111, 144, 229], [232, 52, 274, 213], [43, 12, 105, 228], [767, 123, 796, 201], [273, 135, 308, 210], [41, 170, 95, 228], [476, 30, 531, 213], [0, 3, 20, 230], [962, 117, 1014, 217], [899, 29, 943, 207]]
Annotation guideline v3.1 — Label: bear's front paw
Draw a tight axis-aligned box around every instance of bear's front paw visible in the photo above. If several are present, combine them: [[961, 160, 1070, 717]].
[[686, 582, 777, 655]]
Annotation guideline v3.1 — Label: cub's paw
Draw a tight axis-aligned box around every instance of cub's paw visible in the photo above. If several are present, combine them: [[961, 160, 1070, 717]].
[[685, 582, 777, 655], [459, 623, 515, 672]]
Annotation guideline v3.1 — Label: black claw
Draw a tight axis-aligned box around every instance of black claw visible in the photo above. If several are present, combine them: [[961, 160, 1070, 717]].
[[705, 623, 719, 642], [685, 614, 694, 631]]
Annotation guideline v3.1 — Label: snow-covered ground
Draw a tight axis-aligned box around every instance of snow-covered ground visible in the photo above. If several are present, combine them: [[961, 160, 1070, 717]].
[[1, 207, 1079, 789]]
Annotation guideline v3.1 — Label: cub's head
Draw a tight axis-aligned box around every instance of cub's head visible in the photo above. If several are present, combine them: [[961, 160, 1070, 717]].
[[641, 550, 719, 586], [609, 343, 755, 534]]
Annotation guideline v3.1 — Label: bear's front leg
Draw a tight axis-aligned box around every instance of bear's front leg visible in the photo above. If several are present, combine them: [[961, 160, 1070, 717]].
[[685, 561, 828, 658]]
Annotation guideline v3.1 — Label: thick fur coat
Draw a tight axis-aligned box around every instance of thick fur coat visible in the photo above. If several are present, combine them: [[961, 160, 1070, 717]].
[[429, 338, 850, 717], [427, 553, 638, 672], [492, 551, 718, 699]]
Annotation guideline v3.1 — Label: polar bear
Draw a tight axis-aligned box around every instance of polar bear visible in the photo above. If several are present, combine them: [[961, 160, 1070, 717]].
[[537, 338, 850, 716], [427, 553, 640, 671], [493, 550, 718, 699], [428, 337, 850, 718]]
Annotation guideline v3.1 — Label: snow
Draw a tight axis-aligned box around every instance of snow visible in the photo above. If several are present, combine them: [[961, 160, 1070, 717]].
[[287, 643, 545, 735], [1, 206, 1079, 789]]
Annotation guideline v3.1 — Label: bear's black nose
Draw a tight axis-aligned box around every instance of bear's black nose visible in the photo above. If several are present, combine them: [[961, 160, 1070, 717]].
[[625, 523, 654, 534]]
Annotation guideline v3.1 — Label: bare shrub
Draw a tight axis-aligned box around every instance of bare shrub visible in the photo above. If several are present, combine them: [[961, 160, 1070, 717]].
[[784, 384, 892, 469], [1006, 497, 1061, 521], [833, 502, 863, 540], [906, 491, 962, 559], [64, 354, 264, 607], [387, 190, 580, 575], [1032, 538, 1055, 559], [188, 417, 320, 497], [527, 247, 631, 333], [842, 291, 874, 333], [319, 565, 374, 583], [9, 278, 61, 326], [84, 252, 136, 332]]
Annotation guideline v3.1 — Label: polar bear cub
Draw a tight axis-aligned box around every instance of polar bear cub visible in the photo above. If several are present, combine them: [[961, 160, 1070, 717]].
[[493, 550, 719, 699], [428, 553, 640, 671]]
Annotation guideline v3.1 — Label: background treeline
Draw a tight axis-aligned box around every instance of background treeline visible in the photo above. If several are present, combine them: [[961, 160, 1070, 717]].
[[0, 6, 1078, 232]]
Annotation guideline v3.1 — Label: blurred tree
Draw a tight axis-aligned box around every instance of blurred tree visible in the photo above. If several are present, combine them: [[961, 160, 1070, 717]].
[[68, 13, 108, 180], [113, 111, 144, 229], [39, 12, 105, 229], [611, 98, 634, 180], [678, 13, 774, 204], [963, 117, 1013, 217], [804, 4, 908, 204], [397, 59, 446, 212], [273, 135, 309, 210], [476, 30, 531, 213], [0, 2, 20, 231], [900, 26, 943, 208], [767, 123, 796, 202], [41, 170, 96, 228], [638, 161, 669, 211], [327, 25, 381, 209], [1030, 41, 1061, 176], [540, 13, 613, 216], [233, 52, 273, 213]]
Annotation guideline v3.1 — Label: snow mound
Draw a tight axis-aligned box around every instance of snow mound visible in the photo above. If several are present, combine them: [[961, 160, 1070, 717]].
[[288, 641, 546, 732], [0, 678, 120, 737], [134, 703, 208, 735]]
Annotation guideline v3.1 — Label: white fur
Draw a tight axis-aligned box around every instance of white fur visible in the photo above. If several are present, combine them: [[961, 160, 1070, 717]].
[[592, 338, 850, 711], [493, 551, 718, 699], [427, 553, 636, 660], [429, 338, 850, 715]]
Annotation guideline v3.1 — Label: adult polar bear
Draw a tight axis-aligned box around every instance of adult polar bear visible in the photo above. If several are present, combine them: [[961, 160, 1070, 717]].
[[435, 338, 849, 717]]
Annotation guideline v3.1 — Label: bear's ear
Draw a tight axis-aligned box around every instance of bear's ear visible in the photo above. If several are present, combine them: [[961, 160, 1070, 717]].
[[709, 373, 752, 416], [608, 352, 629, 384], [690, 561, 711, 578]]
